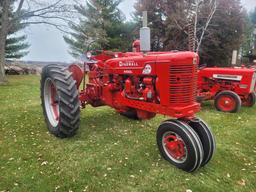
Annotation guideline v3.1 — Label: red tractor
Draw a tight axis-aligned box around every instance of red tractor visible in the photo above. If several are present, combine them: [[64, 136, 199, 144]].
[[197, 67, 256, 112], [40, 17, 215, 172], [40, 49, 216, 172]]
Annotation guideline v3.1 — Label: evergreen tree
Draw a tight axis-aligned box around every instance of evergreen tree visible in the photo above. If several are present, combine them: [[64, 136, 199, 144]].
[[64, 0, 135, 58], [5, 21, 29, 59], [241, 7, 256, 63], [250, 7, 256, 25], [5, 35, 29, 59], [0, 1, 29, 60]]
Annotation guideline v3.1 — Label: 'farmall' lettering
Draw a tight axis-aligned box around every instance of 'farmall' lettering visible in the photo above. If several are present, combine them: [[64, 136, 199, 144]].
[[119, 61, 139, 67]]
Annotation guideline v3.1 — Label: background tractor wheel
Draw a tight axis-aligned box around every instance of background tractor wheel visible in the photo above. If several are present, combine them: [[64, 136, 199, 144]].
[[187, 118, 216, 167], [41, 65, 80, 138], [214, 91, 241, 113], [243, 93, 256, 107], [156, 120, 204, 172]]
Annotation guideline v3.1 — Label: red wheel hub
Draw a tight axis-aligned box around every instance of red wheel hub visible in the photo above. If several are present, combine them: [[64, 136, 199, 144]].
[[50, 83, 59, 121], [164, 135, 186, 161], [217, 95, 236, 112]]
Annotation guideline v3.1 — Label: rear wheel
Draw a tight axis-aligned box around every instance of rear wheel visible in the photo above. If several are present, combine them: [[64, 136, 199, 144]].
[[41, 65, 80, 138], [156, 120, 204, 172], [214, 91, 241, 113], [187, 118, 216, 167], [243, 93, 256, 107]]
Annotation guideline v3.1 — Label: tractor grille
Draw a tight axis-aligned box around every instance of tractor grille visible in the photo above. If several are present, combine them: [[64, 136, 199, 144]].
[[169, 64, 197, 105], [250, 72, 256, 92]]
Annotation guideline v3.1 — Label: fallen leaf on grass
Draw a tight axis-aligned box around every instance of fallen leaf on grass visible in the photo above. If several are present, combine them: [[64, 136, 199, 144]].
[[237, 179, 246, 186], [41, 161, 48, 166]]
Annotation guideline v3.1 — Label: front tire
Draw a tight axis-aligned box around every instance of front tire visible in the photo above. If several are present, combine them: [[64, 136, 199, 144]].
[[214, 91, 241, 113], [187, 118, 216, 167], [41, 65, 80, 138], [156, 120, 204, 172]]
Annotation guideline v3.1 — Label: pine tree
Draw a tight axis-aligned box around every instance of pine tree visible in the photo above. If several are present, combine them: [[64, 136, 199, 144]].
[[5, 21, 29, 59], [64, 0, 135, 58], [250, 7, 256, 25], [6, 35, 29, 59], [0, 2, 29, 59]]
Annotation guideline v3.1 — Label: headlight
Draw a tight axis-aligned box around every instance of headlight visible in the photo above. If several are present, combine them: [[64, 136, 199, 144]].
[[86, 52, 92, 59]]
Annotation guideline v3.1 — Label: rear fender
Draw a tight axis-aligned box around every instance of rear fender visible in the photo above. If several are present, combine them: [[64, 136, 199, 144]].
[[68, 64, 84, 88]]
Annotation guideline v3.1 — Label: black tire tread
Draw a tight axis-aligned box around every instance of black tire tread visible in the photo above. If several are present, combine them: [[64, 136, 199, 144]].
[[41, 64, 80, 138], [187, 118, 216, 167], [172, 120, 204, 172], [244, 92, 256, 107]]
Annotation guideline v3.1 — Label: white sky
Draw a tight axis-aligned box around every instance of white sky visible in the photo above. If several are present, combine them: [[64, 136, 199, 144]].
[[22, 0, 255, 62]]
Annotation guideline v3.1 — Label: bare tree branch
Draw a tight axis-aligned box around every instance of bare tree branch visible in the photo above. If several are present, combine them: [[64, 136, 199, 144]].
[[22, 21, 70, 34], [25, 0, 63, 15], [196, 0, 217, 52], [16, 0, 25, 13]]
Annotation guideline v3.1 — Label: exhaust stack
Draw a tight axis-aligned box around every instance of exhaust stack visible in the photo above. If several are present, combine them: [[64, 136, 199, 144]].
[[140, 11, 151, 52]]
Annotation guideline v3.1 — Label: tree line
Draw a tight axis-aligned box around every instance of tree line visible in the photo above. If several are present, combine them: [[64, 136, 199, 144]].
[[1, 0, 256, 84]]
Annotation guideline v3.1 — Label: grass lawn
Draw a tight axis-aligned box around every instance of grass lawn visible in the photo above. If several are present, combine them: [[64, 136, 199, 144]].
[[0, 75, 256, 192]]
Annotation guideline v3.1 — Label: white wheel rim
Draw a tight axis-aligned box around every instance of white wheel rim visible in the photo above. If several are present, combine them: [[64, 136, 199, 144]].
[[162, 131, 188, 164], [44, 78, 60, 127]]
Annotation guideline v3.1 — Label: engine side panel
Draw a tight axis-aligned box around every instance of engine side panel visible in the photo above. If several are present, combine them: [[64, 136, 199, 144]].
[[81, 51, 200, 118]]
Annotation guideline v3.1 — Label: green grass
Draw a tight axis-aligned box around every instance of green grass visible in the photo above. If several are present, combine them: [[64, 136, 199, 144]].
[[0, 75, 256, 192]]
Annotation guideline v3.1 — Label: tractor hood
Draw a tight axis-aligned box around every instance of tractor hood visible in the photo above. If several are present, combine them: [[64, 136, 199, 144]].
[[103, 51, 198, 75]]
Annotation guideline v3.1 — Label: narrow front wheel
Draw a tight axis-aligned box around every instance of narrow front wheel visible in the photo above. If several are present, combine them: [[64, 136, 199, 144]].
[[156, 120, 204, 172]]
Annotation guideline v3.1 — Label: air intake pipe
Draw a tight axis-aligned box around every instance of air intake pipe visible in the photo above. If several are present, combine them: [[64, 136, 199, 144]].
[[140, 11, 151, 52]]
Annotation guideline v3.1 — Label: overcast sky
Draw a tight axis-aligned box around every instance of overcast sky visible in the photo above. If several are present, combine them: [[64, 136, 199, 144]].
[[22, 0, 256, 62]]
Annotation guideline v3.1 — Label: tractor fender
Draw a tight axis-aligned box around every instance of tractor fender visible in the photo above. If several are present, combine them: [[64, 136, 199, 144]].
[[68, 64, 84, 88]]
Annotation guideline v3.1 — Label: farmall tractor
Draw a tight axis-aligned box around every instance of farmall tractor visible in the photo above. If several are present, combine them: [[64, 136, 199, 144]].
[[197, 67, 256, 113], [40, 18, 215, 172]]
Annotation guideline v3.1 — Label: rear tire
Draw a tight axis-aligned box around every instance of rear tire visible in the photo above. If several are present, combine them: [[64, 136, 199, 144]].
[[214, 91, 241, 113], [243, 93, 256, 107], [156, 120, 204, 172], [41, 65, 80, 138]]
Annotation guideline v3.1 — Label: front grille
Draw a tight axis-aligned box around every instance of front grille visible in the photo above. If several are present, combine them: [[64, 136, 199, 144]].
[[169, 64, 197, 105]]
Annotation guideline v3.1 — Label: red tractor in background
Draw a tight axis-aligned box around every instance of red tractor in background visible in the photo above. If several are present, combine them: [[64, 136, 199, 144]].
[[197, 67, 256, 113]]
